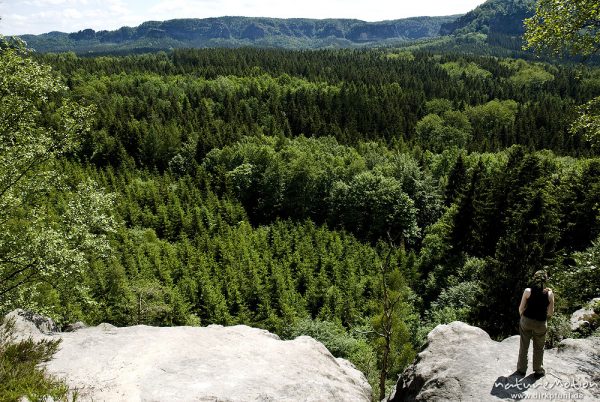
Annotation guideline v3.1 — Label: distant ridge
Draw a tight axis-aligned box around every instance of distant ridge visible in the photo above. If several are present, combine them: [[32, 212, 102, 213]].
[[19, 15, 460, 53], [439, 0, 535, 50], [17, 0, 545, 55]]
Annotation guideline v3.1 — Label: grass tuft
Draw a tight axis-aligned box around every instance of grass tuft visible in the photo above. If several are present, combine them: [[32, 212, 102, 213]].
[[0, 316, 71, 402]]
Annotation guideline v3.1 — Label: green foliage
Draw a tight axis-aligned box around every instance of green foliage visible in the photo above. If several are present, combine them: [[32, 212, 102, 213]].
[[545, 314, 573, 348], [329, 172, 419, 243], [571, 96, 600, 150], [3, 41, 600, 398], [0, 48, 116, 318], [412, 146, 600, 338], [418, 255, 485, 344], [418, 204, 458, 282], [37, 49, 599, 159], [554, 238, 600, 312], [415, 112, 472, 152], [425, 98, 454, 115], [501, 59, 555, 87], [524, 0, 600, 57], [432, 280, 481, 317], [523, 0, 600, 178], [289, 318, 378, 393], [0, 317, 70, 401], [466, 99, 518, 143], [441, 60, 492, 80], [444, 153, 467, 205], [386, 51, 415, 61], [473, 150, 560, 336], [441, 0, 534, 38], [203, 136, 437, 243], [76, 164, 389, 331]]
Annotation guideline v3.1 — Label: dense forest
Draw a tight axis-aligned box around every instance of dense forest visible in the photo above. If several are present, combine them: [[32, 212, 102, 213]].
[[2, 38, 600, 399]]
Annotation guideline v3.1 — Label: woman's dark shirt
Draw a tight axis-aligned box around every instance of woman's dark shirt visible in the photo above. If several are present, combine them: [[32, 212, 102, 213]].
[[523, 285, 549, 321]]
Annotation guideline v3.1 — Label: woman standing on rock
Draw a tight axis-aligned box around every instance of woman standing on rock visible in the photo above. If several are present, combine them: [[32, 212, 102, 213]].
[[516, 270, 554, 377]]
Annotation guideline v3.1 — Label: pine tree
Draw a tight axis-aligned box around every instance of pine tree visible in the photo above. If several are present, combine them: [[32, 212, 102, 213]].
[[444, 154, 468, 206]]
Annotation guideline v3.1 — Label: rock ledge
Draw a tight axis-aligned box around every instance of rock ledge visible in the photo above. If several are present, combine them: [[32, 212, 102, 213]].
[[4, 310, 371, 402], [389, 321, 600, 402]]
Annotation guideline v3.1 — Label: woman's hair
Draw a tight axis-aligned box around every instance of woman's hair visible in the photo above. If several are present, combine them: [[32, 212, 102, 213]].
[[532, 270, 548, 287]]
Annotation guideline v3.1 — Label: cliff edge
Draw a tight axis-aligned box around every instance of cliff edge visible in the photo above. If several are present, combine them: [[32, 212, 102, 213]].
[[4, 309, 371, 401], [389, 321, 600, 402]]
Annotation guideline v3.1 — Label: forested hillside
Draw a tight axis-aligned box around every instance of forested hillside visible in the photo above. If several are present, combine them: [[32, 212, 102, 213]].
[[19, 15, 458, 53], [2, 40, 600, 399], [440, 0, 534, 50], [14, 0, 558, 58]]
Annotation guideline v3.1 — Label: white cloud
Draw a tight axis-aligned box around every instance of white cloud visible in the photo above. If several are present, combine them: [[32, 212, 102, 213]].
[[149, 0, 217, 14], [0, 0, 136, 34], [106, 0, 129, 15], [62, 8, 83, 19], [22, 0, 89, 5]]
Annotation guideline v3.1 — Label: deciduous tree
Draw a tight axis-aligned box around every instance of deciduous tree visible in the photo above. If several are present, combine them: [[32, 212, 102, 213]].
[[0, 40, 115, 315], [524, 0, 600, 57]]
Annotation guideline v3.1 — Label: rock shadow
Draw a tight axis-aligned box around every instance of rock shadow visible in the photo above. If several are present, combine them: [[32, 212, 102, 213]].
[[490, 371, 541, 399]]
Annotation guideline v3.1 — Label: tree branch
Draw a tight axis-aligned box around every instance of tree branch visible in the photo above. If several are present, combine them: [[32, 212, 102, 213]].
[[0, 260, 37, 286], [0, 269, 39, 298]]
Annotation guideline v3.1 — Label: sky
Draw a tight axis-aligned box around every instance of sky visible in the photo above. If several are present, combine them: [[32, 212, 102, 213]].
[[0, 0, 487, 36]]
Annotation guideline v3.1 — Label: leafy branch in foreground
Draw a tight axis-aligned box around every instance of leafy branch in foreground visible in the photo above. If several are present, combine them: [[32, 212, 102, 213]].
[[0, 43, 117, 316], [524, 0, 600, 150], [524, 0, 600, 57]]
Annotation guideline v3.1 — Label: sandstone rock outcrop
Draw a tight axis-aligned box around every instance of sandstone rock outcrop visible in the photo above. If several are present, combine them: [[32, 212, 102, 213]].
[[571, 298, 600, 332], [4, 310, 371, 402], [389, 321, 600, 402], [7, 308, 59, 335]]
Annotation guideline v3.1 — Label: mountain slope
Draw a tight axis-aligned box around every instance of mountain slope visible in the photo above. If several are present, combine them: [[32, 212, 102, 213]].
[[20, 15, 459, 53], [439, 0, 535, 50]]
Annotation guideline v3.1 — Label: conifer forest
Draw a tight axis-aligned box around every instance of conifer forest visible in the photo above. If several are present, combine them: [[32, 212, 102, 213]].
[[1, 20, 600, 397]]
